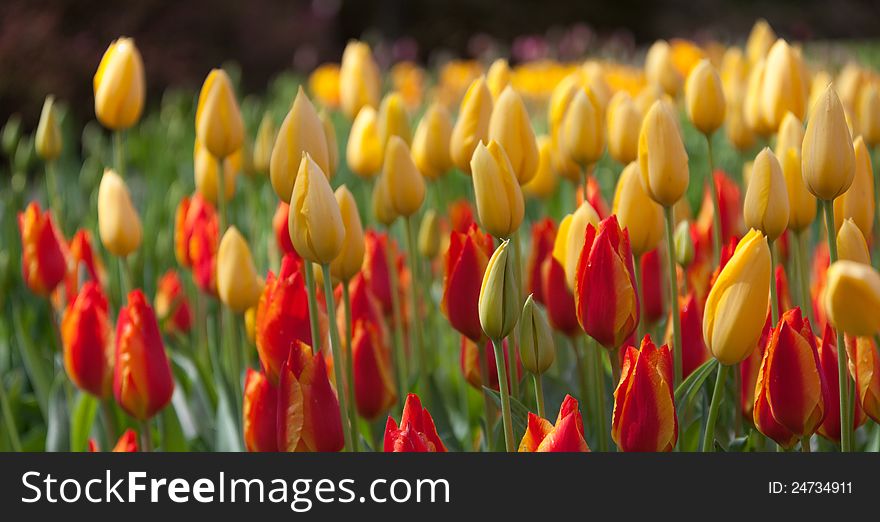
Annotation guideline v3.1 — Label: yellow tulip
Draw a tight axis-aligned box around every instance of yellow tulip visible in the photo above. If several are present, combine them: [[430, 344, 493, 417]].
[[289, 153, 345, 264], [489, 86, 539, 184], [378, 92, 412, 154], [746, 19, 776, 65], [346, 106, 383, 178], [412, 102, 453, 180], [194, 140, 239, 203], [371, 172, 398, 226], [196, 69, 244, 159], [837, 218, 871, 265], [645, 40, 682, 96], [339, 40, 381, 120], [486, 58, 511, 100], [824, 260, 880, 336], [97, 168, 141, 257], [725, 97, 757, 152], [561, 88, 604, 167], [270, 87, 330, 202], [836, 63, 865, 117], [217, 226, 263, 313], [320, 110, 339, 178], [802, 85, 855, 201], [380, 136, 425, 217], [35, 95, 62, 161], [329, 185, 365, 282], [720, 47, 748, 103], [744, 148, 789, 241], [450, 76, 493, 174], [522, 136, 558, 200], [774, 111, 804, 159], [93, 37, 145, 130], [612, 161, 664, 256], [244, 306, 257, 344], [685, 59, 726, 135], [760, 39, 808, 131], [780, 147, 816, 233], [548, 73, 579, 138], [470, 141, 525, 239], [703, 228, 772, 365], [479, 240, 521, 340], [637, 100, 689, 207], [252, 112, 275, 175], [418, 209, 441, 259], [634, 83, 670, 118], [606, 91, 641, 165], [744, 59, 773, 136], [552, 201, 600, 291], [858, 82, 880, 147], [580, 61, 612, 112], [834, 136, 875, 238]]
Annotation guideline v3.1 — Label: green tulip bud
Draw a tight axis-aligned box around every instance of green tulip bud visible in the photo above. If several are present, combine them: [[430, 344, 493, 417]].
[[519, 294, 555, 375], [674, 220, 694, 267], [479, 239, 521, 340]]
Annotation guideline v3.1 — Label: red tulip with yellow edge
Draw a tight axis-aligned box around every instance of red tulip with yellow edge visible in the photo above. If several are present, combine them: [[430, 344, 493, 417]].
[[154, 269, 192, 335], [817, 324, 867, 443], [62, 281, 113, 398], [459, 336, 519, 392], [442, 223, 494, 342], [18, 201, 67, 296], [174, 193, 219, 294], [272, 201, 297, 257], [64, 229, 105, 302], [384, 393, 447, 452], [845, 336, 880, 423], [243, 369, 279, 452], [668, 293, 709, 380], [526, 218, 556, 305], [351, 316, 397, 420], [519, 395, 589, 452], [640, 248, 665, 324], [89, 429, 139, 453]]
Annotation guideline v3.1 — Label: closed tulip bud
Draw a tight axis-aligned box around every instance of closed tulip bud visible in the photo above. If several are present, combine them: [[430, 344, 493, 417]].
[[638, 100, 689, 207], [845, 336, 880, 424], [837, 218, 871, 265], [346, 106, 383, 178], [330, 185, 365, 282], [243, 369, 279, 452], [824, 260, 880, 337], [470, 141, 525, 238], [817, 325, 867, 442], [277, 340, 345, 452], [18, 202, 66, 296], [450, 76, 493, 174], [196, 69, 244, 159], [65, 229, 106, 300], [2, 114, 21, 157], [685, 59, 726, 135], [252, 113, 275, 175], [720, 47, 748, 102], [486, 58, 511, 100], [522, 135, 558, 199], [858, 82, 880, 146], [380, 136, 425, 217], [561, 88, 604, 167], [270, 88, 331, 203], [154, 270, 192, 335], [384, 393, 447, 452], [519, 395, 589, 452], [744, 59, 773, 136], [674, 220, 695, 267], [93, 38, 145, 130], [553, 201, 600, 291], [377, 92, 412, 154], [217, 226, 263, 313], [746, 19, 776, 64], [412, 102, 453, 180], [808, 71, 832, 113], [780, 148, 816, 232], [802, 85, 855, 201], [371, 173, 398, 226], [836, 63, 864, 116], [339, 40, 381, 120], [834, 136, 874, 238], [443, 224, 494, 342], [775, 112, 804, 159], [62, 282, 113, 398], [489, 86, 539, 184], [760, 39, 808, 129], [479, 240, 521, 340], [519, 294, 555, 375], [612, 336, 678, 452], [320, 110, 339, 177], [606, 92, 641, 165], [703, 229, 772, 365], [97, 169, 141, 257], [289, 154, 345, 264], [175, 194, 220, 294], [645, 40, 682, 96], [744, 148, 789, 241], [194, 141, 239, 203], [244, 306, 256, 344], [35, 96, 62, 161], [351, 314, 397, 419], [726, 98, 757, 152], [613, 161, 664, 257], [114, 289, 174, 420], [418, 209, 441, 259]]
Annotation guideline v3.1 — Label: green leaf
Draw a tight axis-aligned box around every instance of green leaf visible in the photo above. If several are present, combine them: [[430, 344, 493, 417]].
[[69, 392, 99, 452], [482, 387, 529, 441], [13, 307, 51, 419], [161, 401, 188, 452], [45, 377, 69, 452], [214, 385, 243, 452], [674, 358, 718, 415]]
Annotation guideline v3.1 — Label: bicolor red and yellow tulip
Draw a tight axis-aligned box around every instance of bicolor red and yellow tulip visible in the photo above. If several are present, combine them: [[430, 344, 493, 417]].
[[519, 395, 589, 452], [154, 269, 192, 335], [174, 194, 219, 294], [384, 393, 447, 452], [817, 324, 867, 443], [243, 368, 279, 452], [62, 281, 113, 398], [442, 223, 495, 342], [18, 201, 67, 296]]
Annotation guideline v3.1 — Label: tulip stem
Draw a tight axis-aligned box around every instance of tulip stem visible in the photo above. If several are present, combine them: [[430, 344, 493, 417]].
[[769, 239, 779, 325], [508, 231, 523, 400], [533, 374, 546, 419], [590, 338, 608, 452], [701, 363, 729, 452], [404, 216, 429, 403], [321, 263, 353, 453], [139, 419, 152, 452], [302, 262, 322, 354], [705, 133, 722, 266], [117, 256, 132, 299], [114, 130, 126, 178], [386, 229, 408, 403], [801, 436, 811, 453], [341, 282, 360, 452], [491, 338, 515, 452], [733, 363, 742, 437], [664, 205, 683, 388], [796, 231, 815, 326], [45, 159, 63, 231], [478, 344, 495, 452], [572, 337, 590, 430], [610, 348, 621, 387], [101, 399, 117, 444], [0, 374, 22, 451]]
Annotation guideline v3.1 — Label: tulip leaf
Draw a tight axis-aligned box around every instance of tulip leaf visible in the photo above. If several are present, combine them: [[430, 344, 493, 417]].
[[45, 375, 69, 452], [674, 358, 718, 415], [161, 400, 188, 452], [69, 392, 99, 452], [214, 384, 243, 452], [12, 307, 50, 419]]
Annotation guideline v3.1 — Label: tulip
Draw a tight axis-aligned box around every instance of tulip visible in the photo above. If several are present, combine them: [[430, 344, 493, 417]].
[[97, 168, 141, 257], [377, 92, 412, 154], [824, 260, 880, 337], [612, 336, 678, 452], [35, 96, 62, 161], [216, 226, 263, 313], [17, 202, 66, 296], [289, 154, 345, 264], [488, 86, 539, 184], [744, 148, 789, 242], [270, 87, 331, 202], [781, 147, 816, 233], [450, 76, 493, 174], [720, 47, 748, 102], [521, 136, 558, 200], [525, 219, 556, 305], [412, 102, 453, 180], [726, 97, 757, 152], [612, 161, 664, 257], [561, 88, 604, 168], [371, 171, 398, 226], [174, 194, 219, 294], [329, 186, 365, 282], [775, 111, 804, 159], [519, 395, 589, 452], [837, 218, 871, 265], [339, 40, 381, 120], [346, 107, 383, 178], [540, 254, 580, 337], [364, 231, 398, 316], [320, 110, 339, 177], [858, 82, 880, 146], [802, 85, 855, 201], [252, 112, 275, 174], [114, 289, 174, 420], [833, 136, 874, 238], [575, 215, 639, 349], [674, 222, 695, 268], [845, 336, 880, 423], [519, 295, 555, 375], [645, 40, 682, 96], [817, 324, 867, 442], [685, 59, 726, 135], [380, 136, 425, 217], [277, 340, 345, 452], [154, 269, 192, 335], [746, 19, 776, 64], [418, 210, 441, 260], [89, 428, 139, 453], [61, 282, 113, 398], [676, 293, 709, 379], [638, 100, 689, 207], [553, 201, 600, 291], [479, 240, 521, 341], [243, 369, 279, 452], [384, 393, 447, 452], [195, 69, 244, 159], [760, 39, 808, 129], [703, 229, 772, 365], [351, 316, 397, 419], [486, 58, 511, 100], [459, 336, 519, 391], [194, 140, 240, 203], [449, 199, 476, 233], [744, 59, 773, 136], [272, 201, 296, 257], [65, 229, 105, 301], [93, 38, 145, 130], [470, 141, 524, 239], [605, 91, 641, 165]]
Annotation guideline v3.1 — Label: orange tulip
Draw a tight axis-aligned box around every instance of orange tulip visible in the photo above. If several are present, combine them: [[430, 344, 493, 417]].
[[154, 269, 192, 335], [519, 395, 589, 452], [174, 194, 219, 294], [243, 368, 279, 452], [442, 223, 495, 342], [64, 229, 105, 302], [384, 393, 447, 452], [18, 201, 67, 296], [459, 336, 519, 392], [817, 324, 867, 443], [61, 281, 113, 398]]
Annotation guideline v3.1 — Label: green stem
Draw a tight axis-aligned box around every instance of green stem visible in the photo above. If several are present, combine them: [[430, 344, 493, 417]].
[[769, 239, 779, 325], [386, 229, 408, 402], [702, 363, 729, 452], [45, 159, 63, 231], [733, 362, 742, 437], [573, 337, 590, 419], [117, 256, 131, 299], [302, 262, 322, 354], [321, 263, 353, 452], [491, 337, 515, 452], [797, 231, 815, 325], [534, 374, 545, 419], [342, 282, 360, 452], [139, 418, 152, 452], [478, 342, 494, 452], [508, 230, 523, 400], [591, 338, 608, 452], [101, 399, 117, 444], [664, 205, 683, 388], [0, 374, 22, 451], [114, 130, 125, 178], [706, 133, 722, 266], [404, 216, 428, 401], [609, 348, 621, 387]]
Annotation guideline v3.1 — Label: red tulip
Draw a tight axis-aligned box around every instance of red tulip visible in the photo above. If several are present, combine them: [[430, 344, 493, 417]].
[[174, 194, 219, 294], [526, 218, 556, 304], [65, 229, 105, 302], [672, 292, 709, 379], [18, 201, 67, 296], [817, 324, 866, 443], [448, 198, 475, 233], [845, 335, 880, 424], [384, 393, 447, 452], [243, 368, 279, 452], [811, 241, 830, 331], [518, 395, 589, 452], [640, 247, 664, 324], [696, 170, 742, 251], [363, 231, 395, 315], [539, 255, 579, 336], [154, 269, 192, 335], [351, 318, 397, 419], [113, 289, 174, 420], [442, 223, 494, 342], [740, 316, 770, 420], [459, 336, 519, 391], [576, 176, 610, 219], [61, 281, 113, 397], [272, 201, 297, 257], [89, 429, 139, 452], [612, 335, 678, 452]]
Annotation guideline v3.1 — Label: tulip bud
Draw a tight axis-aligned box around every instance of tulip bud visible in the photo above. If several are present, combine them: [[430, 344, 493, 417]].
[[802, 85, 855, 201], [685, 59, 726, 135], [154, 269, 192, 335], [380, 136, 425, 217], [93, 38, 145, 130], [289, 154, 345, 264], [194, 140, 239, 203], [270, 87, 331, 202], [35, 96, 62, 161], [62, 282, 113, 398], [329, 185, 365, 282], [720, 47, 748, 102], [418, 209, 441, 259], [479, 240, 521, 340], [2, 113, 21, 157], [561, 88, 604, 167], [470, 141, 525, 238], [377, 92, 412, 154], [412, 102, 453, 180], [778, 148, 816, 233], [371, 171, 398, 226], [488, 86, 539, 184], [114, 289, 174, 420], [347, 107, 383, 178], [726, 98, 757, 152], [217, 226, 263, 313], [519, 395, 589, 452], [519, 294, 555, 375], [196, 69, 244, 159], [522, 135, 558, 200], [18, 202, 66, 296], [351, 315, 397, 420], [606, 91, 641, 165], [272, 201, 296, 257], [384, 393, 447, 452], [824, 260, 880, 337], [645, 40, 682, 96], [612, 336, 678, 452], [775, 112, 804, 159], [703, 229, 772, 365], [486, 58, 511, 100], [744, 59, 773, 136], [320, 110, 339, 177], [834, 136, 874, 238], [97, 168, 141, 257], [746, 19, 776, 64], [442, 224, 494, 342], [638, 100, 689, 207], [837, 218, 871, 265], [175, 194, 219, 294], [553, 201, 600, 291], [243, 369, 279, 452], [612, 161, 664, 257], [744, 148, 789, 241], [674, 220, 695, 267], [858, 82, 880, 147], [339, 40, 381, 120], [450, 76, 493, 174], [760, 39, 808, 130], [252, 112, 275, 175], [817, 324, 868, 442]]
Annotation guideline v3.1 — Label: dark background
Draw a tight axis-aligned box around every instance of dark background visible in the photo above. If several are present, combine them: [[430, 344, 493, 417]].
[[2, 0, 879, 127]]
